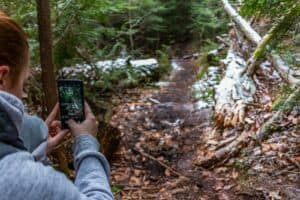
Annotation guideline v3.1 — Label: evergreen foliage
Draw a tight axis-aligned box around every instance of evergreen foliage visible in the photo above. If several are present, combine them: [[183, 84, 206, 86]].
[[241, 0, 298, 17], [191, 0, 228, 40], [0, 0, 228, 68]]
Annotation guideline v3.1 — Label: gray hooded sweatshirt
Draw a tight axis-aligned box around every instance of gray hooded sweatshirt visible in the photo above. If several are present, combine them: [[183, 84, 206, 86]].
[[0, 91, 113, 200]]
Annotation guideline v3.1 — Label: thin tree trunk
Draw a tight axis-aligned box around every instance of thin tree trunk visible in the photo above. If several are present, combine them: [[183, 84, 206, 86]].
[[36, 0, 69, 175], [221, 0, 261, 44], [36, 0, 57, 111], [128, 0, 134, 51]]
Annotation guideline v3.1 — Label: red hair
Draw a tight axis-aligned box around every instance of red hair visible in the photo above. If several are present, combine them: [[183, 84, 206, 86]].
[[0, 11, 29, 78]]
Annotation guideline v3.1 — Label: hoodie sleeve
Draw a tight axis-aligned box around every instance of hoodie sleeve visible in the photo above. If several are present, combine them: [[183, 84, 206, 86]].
[[0, 135, 113, 200], [20, 114, 50, 164], [72, 134, 113, 199]]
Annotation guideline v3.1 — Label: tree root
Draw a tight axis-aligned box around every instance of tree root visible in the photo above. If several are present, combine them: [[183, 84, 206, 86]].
[[132, 146, 190, 180], [198, 88, 299, 168], [196, 131, 250, 167]]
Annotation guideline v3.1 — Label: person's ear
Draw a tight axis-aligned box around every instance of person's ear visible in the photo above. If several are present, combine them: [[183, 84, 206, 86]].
[[0, 65, 10, 90]]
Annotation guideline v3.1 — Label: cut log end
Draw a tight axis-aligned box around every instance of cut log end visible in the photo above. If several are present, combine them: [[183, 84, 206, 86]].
[[214, 100, 247, 127], [214, 47, 256, 128]]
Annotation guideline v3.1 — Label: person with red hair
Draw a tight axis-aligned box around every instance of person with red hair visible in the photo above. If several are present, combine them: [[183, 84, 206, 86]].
[[0, 11, 113, 200]]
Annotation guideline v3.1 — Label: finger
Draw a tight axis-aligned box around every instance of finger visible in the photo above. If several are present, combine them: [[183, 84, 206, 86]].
[[49, 121, 61, 136], [53, 129, 69, 141], [67, 119, 78, 130], [84, 102, 97, 121], [84, 101, 93, 116], [50, 130, 69, 147], [50, 120, 62, 129], [45, 103, 59, 125]]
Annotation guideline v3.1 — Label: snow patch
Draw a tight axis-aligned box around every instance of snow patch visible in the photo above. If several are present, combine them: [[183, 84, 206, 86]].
[[171, 60, 182, 71], [192, 66, 221, 109], [154, 81, 170, 87], [61, 58, 159, 78], [260, 61, 281, 79], [196, 101, 211, 110], [215, 48, 256, 107], [154, 60, 183, 88]]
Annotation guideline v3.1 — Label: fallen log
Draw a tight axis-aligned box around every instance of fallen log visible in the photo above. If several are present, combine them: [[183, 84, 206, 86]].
[[245, 3, 300, 76], [214, 46, 256, 127], [215, 0, 300, 127], [222, 0, 260, 44], [221, 0, 300, 86]]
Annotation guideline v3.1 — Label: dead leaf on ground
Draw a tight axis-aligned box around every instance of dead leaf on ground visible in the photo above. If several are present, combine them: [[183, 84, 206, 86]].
[[214, 181, 224, 191], [232, 170, 239, 179]]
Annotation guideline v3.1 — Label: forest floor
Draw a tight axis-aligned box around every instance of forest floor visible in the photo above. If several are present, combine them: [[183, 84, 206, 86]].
[[109, 53, 300, 200]]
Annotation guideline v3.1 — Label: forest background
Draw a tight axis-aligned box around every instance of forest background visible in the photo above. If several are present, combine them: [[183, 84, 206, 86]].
[[0, 0, 299, 198]]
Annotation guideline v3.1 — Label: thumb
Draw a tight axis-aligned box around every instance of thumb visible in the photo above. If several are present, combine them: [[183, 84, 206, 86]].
[[68, 119, 78, 130]]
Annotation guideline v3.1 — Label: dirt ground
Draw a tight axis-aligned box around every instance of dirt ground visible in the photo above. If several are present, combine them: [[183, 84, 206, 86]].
[[110, 57, 300, 200]]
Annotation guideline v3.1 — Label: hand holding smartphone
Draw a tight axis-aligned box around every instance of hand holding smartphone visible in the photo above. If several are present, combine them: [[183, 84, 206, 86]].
[[57, 80, 85, 129]]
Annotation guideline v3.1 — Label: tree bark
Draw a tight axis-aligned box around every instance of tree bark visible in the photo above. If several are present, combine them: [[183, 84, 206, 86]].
[[214, 45, 256, 127], [36, 0, 57, 112], [36, 0, 69, 175], [221, 0, 261, 44]]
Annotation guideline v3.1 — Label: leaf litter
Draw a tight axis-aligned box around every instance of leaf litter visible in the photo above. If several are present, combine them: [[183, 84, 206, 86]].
[[109, 55, 299, 199]]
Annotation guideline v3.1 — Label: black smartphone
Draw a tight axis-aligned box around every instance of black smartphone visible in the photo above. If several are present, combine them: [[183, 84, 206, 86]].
[[57, 79, 85, 129]]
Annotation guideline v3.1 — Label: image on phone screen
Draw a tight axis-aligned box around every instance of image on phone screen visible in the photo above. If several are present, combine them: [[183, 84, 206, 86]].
[[58, 80, 85, 129]]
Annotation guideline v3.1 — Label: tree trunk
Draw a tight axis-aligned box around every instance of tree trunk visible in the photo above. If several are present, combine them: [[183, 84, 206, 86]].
[[221, 0, 261, 44], [36, 0, 69, 175], [128, 0, 134, 51], [36, 0, 57, 112]]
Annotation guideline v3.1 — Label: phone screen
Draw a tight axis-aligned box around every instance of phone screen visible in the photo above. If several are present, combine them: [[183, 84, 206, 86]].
[[57, 80, 85, 129]]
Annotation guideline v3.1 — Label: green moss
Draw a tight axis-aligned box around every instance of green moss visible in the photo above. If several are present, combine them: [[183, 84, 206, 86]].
[[272, 84, 294, 111], [111, 184, 124, 194]]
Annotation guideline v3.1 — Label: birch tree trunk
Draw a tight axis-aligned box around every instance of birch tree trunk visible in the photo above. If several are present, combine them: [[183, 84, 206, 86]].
[[221, 0, 261, 44], [270, 54, 300, 86], [214, 46, 256, 127]]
